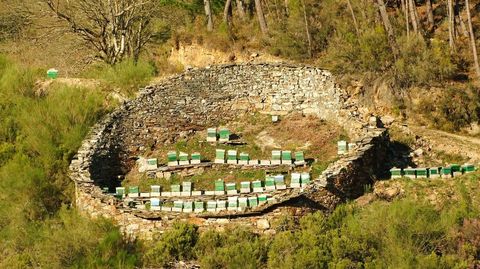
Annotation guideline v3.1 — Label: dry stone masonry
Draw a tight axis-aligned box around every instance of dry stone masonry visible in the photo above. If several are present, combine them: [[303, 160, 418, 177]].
[[70, 63, 389, 239]]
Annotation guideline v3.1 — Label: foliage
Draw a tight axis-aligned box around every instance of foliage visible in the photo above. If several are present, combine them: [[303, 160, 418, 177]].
[[0, 55, 139, 268], [86, 59, 156, 96], [144, 222, 199, 267]]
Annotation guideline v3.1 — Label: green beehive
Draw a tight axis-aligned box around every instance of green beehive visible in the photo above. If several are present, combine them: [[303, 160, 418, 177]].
[[390, 168, 402, 178], [207, 128, 217, 142], [442, 166, 452, 177], [191, 152, 201, 161], [147, 158, 157, 166], [226, 183, 236, 191], [179, 152, 189, 162], [265, 177, 275, 187], [282, 151, 292, 162], [416, 168, 428, 178], [404, 168, 416, 179], [194, 201, 205, 212], [451, 164, 461, 172], [291, 173, 301, 188], [337, 140, 348, 155], [214, 180, 225, 191], [301, 173, 311, 184], [167, 151, 177, 162], [219, 128, 230, 141], [217, 200, 227, 211], [215, 149, 225, 160], [173, 201, 183, 210], [183, 201, 193, 212], [274, 175, 285, 185], [207, 201, 217, 212], [462, 164, 475, 173], [239, 152, 249, 161], [295, 151, 305, 162], [248, 197, 258, 207], [258, 194, 268, 204], [239, 197, 248, 208], [182, 182, 192, 192], [272, 150, 281, 161], [47, 68, 58, 79], [252, 181, 262, 189], [171, 184, 181, 193], [429, 167, 440, 178], [129, 186, 139, 194], [115, 187, 125, 197], [227, 150, 237, 161], [241, 182, 250, 189], [151, 185, 161, 193]]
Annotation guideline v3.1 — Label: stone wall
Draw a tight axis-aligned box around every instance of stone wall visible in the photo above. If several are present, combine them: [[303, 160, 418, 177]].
[[69, 63, 388, 239]]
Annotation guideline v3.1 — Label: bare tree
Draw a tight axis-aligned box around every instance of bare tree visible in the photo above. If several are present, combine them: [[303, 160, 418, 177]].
[[255, 0, 268, 34], [346, 0, 359, 36], [224, 0, 233, 27], [44, 0, 156, 64], [465, 0, 480, 78], [376, 0, 398, 57], [301, 0, 312, 57], [236, 0, 247, 20], [425, 0, 434, 28], [204, 0, 214, 32], [447, 0, 456, 50], [408, 0, 419, 34]]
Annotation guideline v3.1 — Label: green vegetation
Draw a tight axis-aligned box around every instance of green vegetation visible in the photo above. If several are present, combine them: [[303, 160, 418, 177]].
[[85, 60, 156, 96], [141, 173, 480, 268], [0, 55, 139, 268]]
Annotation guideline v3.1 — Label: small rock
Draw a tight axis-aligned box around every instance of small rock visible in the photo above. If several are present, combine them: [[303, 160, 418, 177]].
[[256, 219, 270, 230]]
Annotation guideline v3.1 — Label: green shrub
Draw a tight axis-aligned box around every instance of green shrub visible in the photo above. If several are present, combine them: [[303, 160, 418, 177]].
[[87, 59, 155, 96], [144, 222, 199, 267], [394, 35, 456, 87]]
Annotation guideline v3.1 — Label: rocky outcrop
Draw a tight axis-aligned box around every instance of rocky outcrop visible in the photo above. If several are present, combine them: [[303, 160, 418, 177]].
[[69, 63, 389, 239]]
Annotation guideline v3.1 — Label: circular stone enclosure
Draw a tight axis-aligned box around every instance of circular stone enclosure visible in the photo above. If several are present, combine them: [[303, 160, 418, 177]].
[[70, 63, 388, 238]]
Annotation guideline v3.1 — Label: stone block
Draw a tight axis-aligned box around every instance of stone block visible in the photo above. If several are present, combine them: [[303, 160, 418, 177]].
[[227, 190, 238, 195], [248, 160, 259, 165], [271, 160, 281, 165], [290, 183, 301, 188], [140, 192, 150, 198], [214, 159, 226, 164], [265, 185, 276, 191], [171, 192, 181, 197], [276, 184, 287, 190], [253, 187, 264, 193], [150, 192, 161, 197], [238, 160, 248, 165], [191, 159, 201, 164], [214, 191, 225, 196]]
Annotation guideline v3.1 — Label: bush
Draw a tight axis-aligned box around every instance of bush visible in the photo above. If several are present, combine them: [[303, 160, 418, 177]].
[[144, 222, 199, 267], [394, 36, 456, 87], [87, 59, 155, 96]]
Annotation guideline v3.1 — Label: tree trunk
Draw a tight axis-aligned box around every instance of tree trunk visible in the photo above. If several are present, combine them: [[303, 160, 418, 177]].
[[301, 0, 312, 57], [447, 0, 456, 50], [255, 0, 268, 34], [425, 0, 434, 28], [408, 0, 419, 34], [376, 0, 398, 57], [465, 0, 480, 79], [346, 0, 359, 36], [236, 0, 246, 20], [405, 0, 410, 38], [224, 0, 233, 26], [284, 0, 289, 17], [204, 0, 213, 32]]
